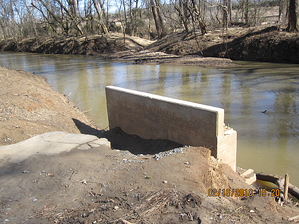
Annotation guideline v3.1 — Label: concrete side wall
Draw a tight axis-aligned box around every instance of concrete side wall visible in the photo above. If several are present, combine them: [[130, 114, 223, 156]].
[[106, 86, 236, 171], [218, 129, 237, 171]]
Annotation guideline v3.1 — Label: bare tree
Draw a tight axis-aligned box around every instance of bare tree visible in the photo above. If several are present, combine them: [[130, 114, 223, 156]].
[[228, 0, 232, 23], [56, 0, 84, 35], [191, 0, 206, 34], [222, 0, 228, 30], [172, 0, 190, 33], [279, 0, 288, 25], [150, 0, 166, 38], [244, 0, 249, 24], [0, 0, 18, 38], [129, 0, 134, 35], [31, 0, 85, 36], [286, 0, 299, 31], [31, 0, 66, 34], [92, 0, 108, 34]]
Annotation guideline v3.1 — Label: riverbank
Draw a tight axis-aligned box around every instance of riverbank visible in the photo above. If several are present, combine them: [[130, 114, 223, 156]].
[[1, 66, 299, 223], [0, 66, 97, 145], [1, 25, 298, 65]]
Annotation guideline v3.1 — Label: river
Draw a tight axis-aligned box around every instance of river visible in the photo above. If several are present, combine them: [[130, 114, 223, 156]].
[[1, 52, 299, 187]]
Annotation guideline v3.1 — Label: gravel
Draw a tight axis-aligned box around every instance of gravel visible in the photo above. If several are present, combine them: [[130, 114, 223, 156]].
[[153, 146, 190, 160]]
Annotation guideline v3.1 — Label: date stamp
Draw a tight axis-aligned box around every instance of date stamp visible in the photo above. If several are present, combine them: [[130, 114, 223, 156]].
[[208, 188, 280, 197], [256, 188, 280, 197]]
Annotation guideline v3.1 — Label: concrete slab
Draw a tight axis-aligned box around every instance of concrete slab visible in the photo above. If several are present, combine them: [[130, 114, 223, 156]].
[[77, 144, 92, 150], [89, 138, 111, 148], [0, 132, 109, 164], [42, 132, 98, 144], [240, 168, 256, 185]]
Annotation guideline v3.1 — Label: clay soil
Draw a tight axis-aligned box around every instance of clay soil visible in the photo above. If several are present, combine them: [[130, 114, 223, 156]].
[[1, 66, 299, 223], [0, 66, 97, 146]]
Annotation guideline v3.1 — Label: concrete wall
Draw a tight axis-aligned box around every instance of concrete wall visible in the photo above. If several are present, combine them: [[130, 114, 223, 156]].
[[105, 86, 237, 171]]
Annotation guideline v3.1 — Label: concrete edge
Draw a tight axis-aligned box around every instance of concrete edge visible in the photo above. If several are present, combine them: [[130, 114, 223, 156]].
[[106, 86, 224, 113]]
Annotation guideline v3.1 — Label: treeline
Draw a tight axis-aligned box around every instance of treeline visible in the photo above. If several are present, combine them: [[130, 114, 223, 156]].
[[0, 0, 298, 41]]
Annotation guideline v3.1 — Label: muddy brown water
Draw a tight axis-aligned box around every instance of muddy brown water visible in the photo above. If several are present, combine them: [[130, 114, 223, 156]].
[[1, 52, 299, 187]]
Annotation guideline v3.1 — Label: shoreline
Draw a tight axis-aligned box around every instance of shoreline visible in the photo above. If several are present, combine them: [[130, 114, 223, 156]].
[[99, 49, 239, 67], [1, 26, 298, 67]]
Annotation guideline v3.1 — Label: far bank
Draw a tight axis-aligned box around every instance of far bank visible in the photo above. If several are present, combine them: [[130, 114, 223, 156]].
[[1, 25, 299, 65]]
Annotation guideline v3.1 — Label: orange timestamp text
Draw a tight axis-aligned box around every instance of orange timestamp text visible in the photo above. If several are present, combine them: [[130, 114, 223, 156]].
[[208, 188, 280, 197]]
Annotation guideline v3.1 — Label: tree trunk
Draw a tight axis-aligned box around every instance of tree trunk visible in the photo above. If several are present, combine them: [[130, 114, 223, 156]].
[[122, 0, 127, 45], [244, 0, 249, 24], [174, 0, 189, 33], [31, 1, 61, 33], [223, 0, 228, 30], [150, 0, 162, 38], [191, 0, 206, 35], [73, 0, 80, 16], [150, 0, 166, 38], [98, 0, 107, 28], [286, 0, 299, 32], [279, 0, 288, 25], [228, 0, 232, 23], [55, 0, 84, 35], [92, 0, 108, 34], [98, 0, 106, 21], [129, 0, 134, 35], [155, 0, 166, 36], [135, 0, 139, 31], [0, 20, 8, 39], [72, 0, 84, 36]]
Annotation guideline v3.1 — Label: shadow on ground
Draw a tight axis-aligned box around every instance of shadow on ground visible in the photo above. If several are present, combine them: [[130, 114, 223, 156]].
[[72, 118, 183, 155]]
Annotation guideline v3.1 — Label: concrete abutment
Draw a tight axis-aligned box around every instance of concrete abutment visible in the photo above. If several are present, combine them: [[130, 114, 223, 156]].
[[105, 86, 237, 171]]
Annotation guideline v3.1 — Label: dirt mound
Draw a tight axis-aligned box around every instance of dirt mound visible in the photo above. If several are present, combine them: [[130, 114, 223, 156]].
[[0, 66, 96, 145]]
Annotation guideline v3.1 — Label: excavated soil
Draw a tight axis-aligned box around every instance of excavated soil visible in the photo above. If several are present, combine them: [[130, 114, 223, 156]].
[[0, 66, 97, 146]]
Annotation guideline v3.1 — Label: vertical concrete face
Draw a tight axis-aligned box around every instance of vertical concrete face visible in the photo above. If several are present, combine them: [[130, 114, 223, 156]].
[[218, 128, 237, 171], [106, 86, 237, 171]]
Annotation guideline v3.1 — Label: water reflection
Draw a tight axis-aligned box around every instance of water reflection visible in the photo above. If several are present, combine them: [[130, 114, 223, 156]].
[[1, 52, 299, 187]]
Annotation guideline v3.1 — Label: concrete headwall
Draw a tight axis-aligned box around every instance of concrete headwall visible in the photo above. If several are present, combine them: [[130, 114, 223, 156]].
[[105, 86, 237, 171]]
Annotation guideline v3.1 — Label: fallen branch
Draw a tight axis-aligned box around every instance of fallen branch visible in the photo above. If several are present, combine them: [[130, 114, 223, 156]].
[[288, 214, 299, 221], [120, 219, 135, 224], [256, 173, 299, 200], [82, 109, 92, 113]]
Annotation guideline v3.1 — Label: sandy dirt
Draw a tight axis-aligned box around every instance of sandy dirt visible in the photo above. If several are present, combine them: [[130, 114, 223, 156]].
[[1, 67, 299, 223], [0, 66, 97, 146], [1, 144, 298, 224]]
